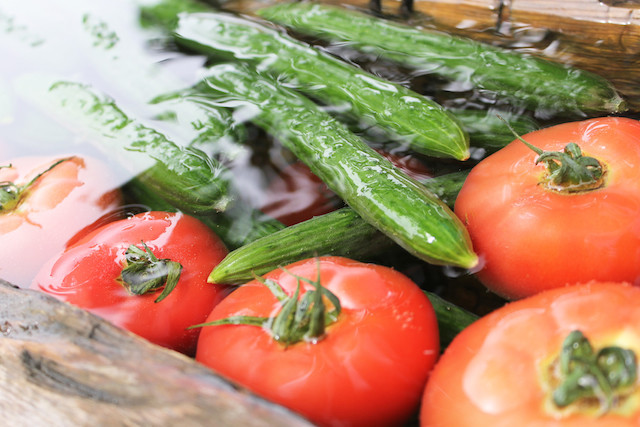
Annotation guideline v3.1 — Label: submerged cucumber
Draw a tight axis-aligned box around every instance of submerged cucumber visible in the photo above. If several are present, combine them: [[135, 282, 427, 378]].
[[257, 2, 626, 115], [209, 170, 469, 284], [451, 109, 540, 153], [186, 63, 477, 268], [42, 81, 232, 214], [169, 10, 470, 160]]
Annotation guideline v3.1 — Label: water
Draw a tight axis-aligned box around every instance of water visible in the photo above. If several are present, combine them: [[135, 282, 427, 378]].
[[2, 0, 639, 307]]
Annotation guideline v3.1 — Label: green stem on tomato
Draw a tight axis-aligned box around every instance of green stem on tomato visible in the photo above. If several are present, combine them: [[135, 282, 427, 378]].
[[120, 241, 183, 303], [500, 116, 605, 193], [551, 330, 637, 413], [190, 259, 341, 347], [0, 157, 73, 212]]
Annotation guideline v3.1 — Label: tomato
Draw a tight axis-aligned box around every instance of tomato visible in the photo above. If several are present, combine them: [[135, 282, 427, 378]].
[[454, 117, 640, 299], [421, 281, 640, 426], [31, 211, 230, 356], [260, 149, 432, 226], [195, 256, 439, 427], [0, 155, 121, 287]]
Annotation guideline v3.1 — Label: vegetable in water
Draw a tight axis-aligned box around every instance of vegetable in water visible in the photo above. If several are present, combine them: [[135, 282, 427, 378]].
[[166, 9, 470, 160], [0, 155, 121, 287], [196, 256, 440, 427], [422, 282, 640, 425], [32, 211, 230, 356], [455, 117, 640, 299], [257, 1, 626, 115], [183, 62, 477, 269], [210, 170, 469, 285]]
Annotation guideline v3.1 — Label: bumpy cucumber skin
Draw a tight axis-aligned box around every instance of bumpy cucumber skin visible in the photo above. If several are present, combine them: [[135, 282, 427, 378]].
[[193, 63, 477, 269], [209, 207, 395, 284], [209, 170, 469, 284], [257, 2, 626, 115], [173, 12, 470, 160], [47, 81, 231, 214]]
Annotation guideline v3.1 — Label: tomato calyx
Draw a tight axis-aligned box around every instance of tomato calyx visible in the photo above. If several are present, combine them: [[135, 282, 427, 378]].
[[549, 330, 637, 415], [119, 241, 183, 303], [0, 157, 73, 212], [501, 117, 605, 193], [192, 260, 342, 347]]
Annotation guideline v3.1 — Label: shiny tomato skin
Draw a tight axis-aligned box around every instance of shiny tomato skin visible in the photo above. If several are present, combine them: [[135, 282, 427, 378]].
[[32, 211, 230, 356], [454, 117, 640, 299], [195, 256, 440, 427], [260, 150, 432, 226], [421, 281, 640, 427], [0, 155, 121, 287]]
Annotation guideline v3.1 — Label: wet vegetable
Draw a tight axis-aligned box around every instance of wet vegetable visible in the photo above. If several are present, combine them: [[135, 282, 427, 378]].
[[38, 81, 232, 214], [180, 62, 477, 268], [0, 155, 121, 287], [257, 2, 627, 115], [455, 117, 640, 299], [32, 211, 230, 356], [424, 290, 478, 349], [422, 282, 640, 425], [160, 9, 471, 160], [450, 108, 540, 153], [196, 256, 440, 427], [209, 170, 469, 284], [259, 149, 432, 227]]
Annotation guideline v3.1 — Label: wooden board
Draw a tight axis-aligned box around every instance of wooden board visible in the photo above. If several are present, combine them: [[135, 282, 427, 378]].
[[0, 280, 313, 426]]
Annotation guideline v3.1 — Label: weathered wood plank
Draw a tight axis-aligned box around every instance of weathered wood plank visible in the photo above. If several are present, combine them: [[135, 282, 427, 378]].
[[0, 281, 313, 427]]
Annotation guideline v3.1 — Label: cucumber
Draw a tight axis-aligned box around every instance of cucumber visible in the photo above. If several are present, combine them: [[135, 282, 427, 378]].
[[257, 2, 626, 115], [169, 10, 470, 160], [425, 291, 478, 349], [208, 169, 469, 285], [451, 109, 540, 153], [40, 81, 231, 214], [122, 176, 284, 250], [185, 63, 477, 268]]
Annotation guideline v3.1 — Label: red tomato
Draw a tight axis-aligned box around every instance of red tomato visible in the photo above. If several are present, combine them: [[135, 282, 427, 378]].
[[32, 211, 230, 356], [0, 155, 121, 287], [195, 256, 439, 427], [260, 149, 432, 226], [421, 281, 640, 426], [454, 117, 640, 299]]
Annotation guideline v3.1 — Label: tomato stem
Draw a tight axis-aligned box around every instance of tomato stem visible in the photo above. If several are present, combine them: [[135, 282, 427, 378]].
[[0, 157, 74, 212], [499, 116, 605, 193], [552, 330, 637, 414], [120, 241, 183, 303], [190, 258, 341, 347]]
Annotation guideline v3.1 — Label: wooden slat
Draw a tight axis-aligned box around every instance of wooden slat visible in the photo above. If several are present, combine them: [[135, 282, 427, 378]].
[[0, 281, 312, 427]]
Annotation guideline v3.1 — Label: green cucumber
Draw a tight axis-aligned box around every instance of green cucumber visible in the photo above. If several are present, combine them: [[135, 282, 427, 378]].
[[425, 291, 478, 349], [208, 168, 469, 285], [168, 10, 469, 160], [257, 2, 626, 115], [39, 81, 231, 214], [185, 63, 477, 268], [451, 109, 540, 153]]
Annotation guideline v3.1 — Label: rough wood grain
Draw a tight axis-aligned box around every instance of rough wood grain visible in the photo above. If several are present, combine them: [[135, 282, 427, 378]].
[[0, 280, 313, 427]]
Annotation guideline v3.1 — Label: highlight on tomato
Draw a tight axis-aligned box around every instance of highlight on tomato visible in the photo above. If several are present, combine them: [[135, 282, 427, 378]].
[[259, 149, 432, 226], [193, 256, 440, 427], [454, 117, 640, 299], [0, 154, 121, 287], [31, 211, 230, 356], [421, 281, 640, 426]]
